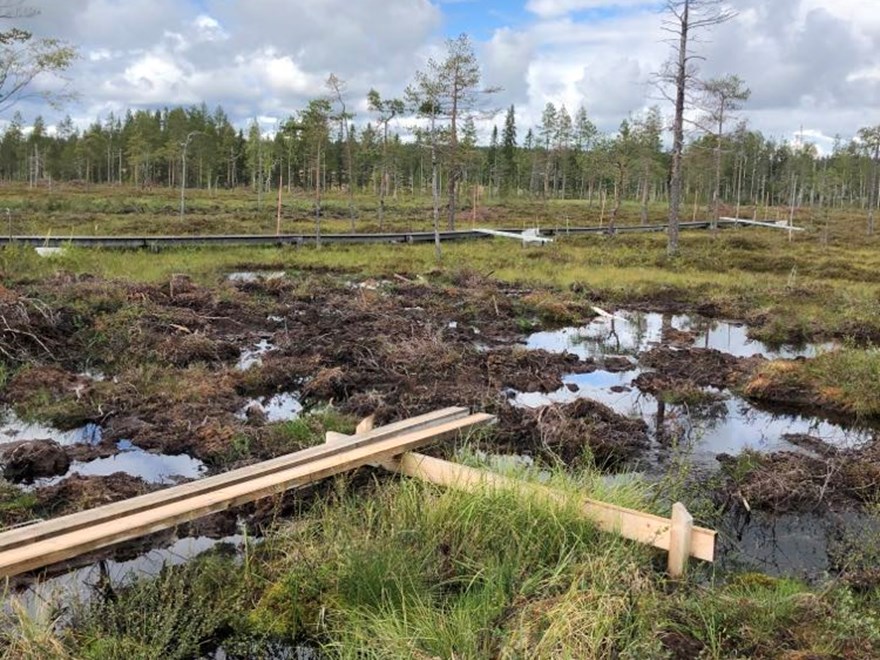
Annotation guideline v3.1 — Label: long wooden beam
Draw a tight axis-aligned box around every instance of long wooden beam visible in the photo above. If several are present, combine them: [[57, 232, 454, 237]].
[[0, 412, 493, 578], [0, 407, 470, 552], [384, 452, 715, 570]]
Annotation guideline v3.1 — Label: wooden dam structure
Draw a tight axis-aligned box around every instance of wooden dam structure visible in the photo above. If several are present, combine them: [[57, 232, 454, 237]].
[[0, 407, 715, 581]]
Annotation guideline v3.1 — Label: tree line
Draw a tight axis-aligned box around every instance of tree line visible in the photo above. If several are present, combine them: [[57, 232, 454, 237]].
[[4, 98, 876, 217], [0, 11, 878, 244]]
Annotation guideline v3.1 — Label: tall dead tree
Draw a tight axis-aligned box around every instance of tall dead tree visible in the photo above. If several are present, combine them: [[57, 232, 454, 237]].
[[660, 0, 735, 255], [327, 74, 356, 231]]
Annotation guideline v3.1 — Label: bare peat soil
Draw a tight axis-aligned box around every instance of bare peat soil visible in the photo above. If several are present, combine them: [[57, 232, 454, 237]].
[[1, 267, 877, 561]]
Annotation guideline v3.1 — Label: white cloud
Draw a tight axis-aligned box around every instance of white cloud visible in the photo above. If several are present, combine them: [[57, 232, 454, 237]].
[[193, 15, 228, 42], [8, 0, 877, 148], [526, 0, 658, 18]]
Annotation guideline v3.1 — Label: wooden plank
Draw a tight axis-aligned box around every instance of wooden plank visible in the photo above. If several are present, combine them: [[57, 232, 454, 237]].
[[0, 413, 495, 577], [667, 502, 694, 578], [0, 407, 470, 552], [385, 452, 715, 563]]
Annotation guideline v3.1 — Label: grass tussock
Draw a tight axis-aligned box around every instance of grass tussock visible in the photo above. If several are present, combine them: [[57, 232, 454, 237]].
[[746, 347, 880, 418]]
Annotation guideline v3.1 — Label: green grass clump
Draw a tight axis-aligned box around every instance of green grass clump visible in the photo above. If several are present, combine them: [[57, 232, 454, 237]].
[[246, 408, 358, 460], [72, 555, 250, 660], [0, 553, 254, 659], [669, 575, 880, 658], [805, 347, 880, 417], [746, 347, 880, 419], [254, 463, 665, 659], [0, 480, 39, 529]]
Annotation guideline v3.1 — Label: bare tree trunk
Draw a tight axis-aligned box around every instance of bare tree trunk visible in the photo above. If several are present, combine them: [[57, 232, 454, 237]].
[[346, 135, 355, 231], [869, 145, 878, 236], [379, 121, 388, 230], [446, 85, 459, 231], [431, 115, 441, 259], [640, 161, 650, 225], [734, 152, 744, 219], [712, 110, 723, 232], [610, 166, 624, 232], [315, 147, 322, 249], [667, 0, 689, 256]]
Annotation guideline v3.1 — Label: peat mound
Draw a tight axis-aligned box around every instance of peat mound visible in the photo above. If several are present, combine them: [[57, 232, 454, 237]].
[[718, 436, 880, 512], [496, 399, 649, 470]]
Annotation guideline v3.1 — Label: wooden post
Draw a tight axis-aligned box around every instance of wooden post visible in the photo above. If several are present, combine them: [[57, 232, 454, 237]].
[[667, 502, 693, 579], [356, 415, 375, 435]]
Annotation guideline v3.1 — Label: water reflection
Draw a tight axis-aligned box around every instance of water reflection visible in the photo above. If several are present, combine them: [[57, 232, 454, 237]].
[[238, 393, 304, 423], [0, 411, 103, 447], [237, 338, 275, 371], [527, 310, 828, 360], [227, 271, 285, 283], [515, 372, 872, 465], [34, 440, 206, 486]]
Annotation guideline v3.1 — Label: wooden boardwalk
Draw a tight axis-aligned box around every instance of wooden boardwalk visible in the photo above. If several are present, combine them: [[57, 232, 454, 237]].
[[0, 220, 740, 250]]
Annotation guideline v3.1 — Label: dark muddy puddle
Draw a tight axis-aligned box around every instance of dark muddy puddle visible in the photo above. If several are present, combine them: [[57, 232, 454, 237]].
[[9, 534, 250, 611], [528, 310, 826, 359], [0, 411, 102, 446], [718, 509, 880, 580], [237, 338, 276, 370], [239, 393, 303, 423]]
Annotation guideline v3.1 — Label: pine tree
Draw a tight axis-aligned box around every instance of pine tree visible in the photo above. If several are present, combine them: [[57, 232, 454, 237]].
[[501, 104, 517, 194]]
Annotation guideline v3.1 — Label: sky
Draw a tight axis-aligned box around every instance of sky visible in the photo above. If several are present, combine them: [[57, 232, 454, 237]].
[[11, 0, 880, 151]]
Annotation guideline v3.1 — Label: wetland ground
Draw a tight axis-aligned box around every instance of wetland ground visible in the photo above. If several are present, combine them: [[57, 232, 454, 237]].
[[1, 187, 880, 658]]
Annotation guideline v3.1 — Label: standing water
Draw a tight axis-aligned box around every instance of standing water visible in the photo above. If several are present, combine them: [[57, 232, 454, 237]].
[[520, 310, 876, 579]]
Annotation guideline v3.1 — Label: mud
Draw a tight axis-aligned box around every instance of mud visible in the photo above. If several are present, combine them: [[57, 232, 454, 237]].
[[495, 399, 650, 469], [638, 346, 764, 392], [487, 348, 597, 393], [1, 439, 70, 483], [35, 473, 157, 518], [0, 270, 616, 484], [1, 267, 874, 581]]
